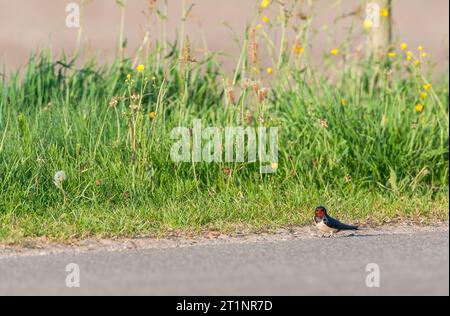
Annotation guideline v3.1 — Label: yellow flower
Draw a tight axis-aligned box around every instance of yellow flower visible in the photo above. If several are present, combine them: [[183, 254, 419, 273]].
[[401, 43, 408, 51], [331, 48, 339, 56], [271, 162, 279, 170], [126, 74, 131, 80], [256, 24, 263, 30], [137, 64, 145, 72], [266, 67, 273, 75], [262, 16, 269, 23], [261, 0, 270, 9], [415, 104, 424, 113], [420, 92, 428, 100], [149, 112, 157, 119], [424, 84, 432, 91], [418, 45, 424, 51], [363, 19, 374, 31], [407, 51, 413, 56], [406, 55, 412, 61], [341, 98, 348, 106], [414, 60, 421, 66], [292, 45, 305, 55], [380, 8, 389, 17], [388, 52, 397, 58], [422, 52, 427, 58]]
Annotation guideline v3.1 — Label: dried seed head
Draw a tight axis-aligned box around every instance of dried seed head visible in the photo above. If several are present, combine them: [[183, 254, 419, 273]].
[[249, 29, 259, 67], [298, 11, 309, 20], [252, 81, 259, 94], [227, 88, 235, 106], [242, 78, 252, 89], [386, 68, 393, 84], [258, 88, 269, 103], [223, 167, 231, 176], [180, 36, 197, 64], [246, 111, 252, 126], [224, 79, 236, 106], [258, 115, 265, 124], [109, 96, 120, 108]]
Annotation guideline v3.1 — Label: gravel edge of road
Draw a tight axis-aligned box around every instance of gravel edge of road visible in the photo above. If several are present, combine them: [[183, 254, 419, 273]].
[[1, 222, 448, 259]]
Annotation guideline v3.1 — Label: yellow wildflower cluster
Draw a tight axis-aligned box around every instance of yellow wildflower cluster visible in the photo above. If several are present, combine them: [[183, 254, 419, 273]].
[[261, 0, 270, 9], [415, 83, 432, 114], [292, 44, 305, 55], [388, 52, 397, 58], [363, 19, 374, 31], [137, 64, 145, 72], [401, 44, 427, 65], [415, 103, 424, 113]]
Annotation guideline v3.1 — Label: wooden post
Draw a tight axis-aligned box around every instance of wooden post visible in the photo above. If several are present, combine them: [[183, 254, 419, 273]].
[[369, 0, 393, 59]]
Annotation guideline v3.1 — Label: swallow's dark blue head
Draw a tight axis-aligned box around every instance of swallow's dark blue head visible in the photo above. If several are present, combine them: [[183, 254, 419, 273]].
[[315, 206, 328, 218]]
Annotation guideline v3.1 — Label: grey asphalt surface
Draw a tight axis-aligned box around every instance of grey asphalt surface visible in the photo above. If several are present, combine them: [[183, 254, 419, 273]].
[[0, 231, 448, 296]]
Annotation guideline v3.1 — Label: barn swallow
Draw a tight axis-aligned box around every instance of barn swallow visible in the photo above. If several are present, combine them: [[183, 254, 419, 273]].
[[314, 206, 359, 237]]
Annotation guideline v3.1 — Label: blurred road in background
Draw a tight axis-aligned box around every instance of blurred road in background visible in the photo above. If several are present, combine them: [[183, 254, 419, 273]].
[[0, 229, 448, 295], [0, 0, 448, 73]]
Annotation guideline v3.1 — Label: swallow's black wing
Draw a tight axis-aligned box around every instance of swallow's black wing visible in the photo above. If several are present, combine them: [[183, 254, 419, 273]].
[[326, 216, 359, 231]]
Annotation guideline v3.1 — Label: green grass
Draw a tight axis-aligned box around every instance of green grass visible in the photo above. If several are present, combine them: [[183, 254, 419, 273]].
[[0, 39, 448, 242]]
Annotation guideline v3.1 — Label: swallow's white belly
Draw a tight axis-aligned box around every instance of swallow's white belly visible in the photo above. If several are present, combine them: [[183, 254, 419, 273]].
[[316, 220, 339, 233]]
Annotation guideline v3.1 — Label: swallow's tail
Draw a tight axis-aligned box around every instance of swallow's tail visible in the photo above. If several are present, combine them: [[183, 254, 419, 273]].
[[339, 224, 359, 231]]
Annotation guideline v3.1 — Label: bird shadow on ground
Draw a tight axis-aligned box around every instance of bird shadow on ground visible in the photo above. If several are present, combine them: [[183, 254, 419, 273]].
[[312, 233, 384, 239], [341, 233, 383, 238]]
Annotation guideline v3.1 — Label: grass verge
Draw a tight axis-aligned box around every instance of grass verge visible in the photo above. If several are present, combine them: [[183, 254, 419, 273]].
[[0, 1, 449, 242]]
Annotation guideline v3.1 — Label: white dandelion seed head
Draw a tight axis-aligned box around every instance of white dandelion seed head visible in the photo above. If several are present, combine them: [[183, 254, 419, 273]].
[[54, 171, 67, 187]]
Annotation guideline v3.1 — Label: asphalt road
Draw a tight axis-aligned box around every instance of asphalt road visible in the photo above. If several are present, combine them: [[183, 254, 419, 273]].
[[0, 231, 448, 296]]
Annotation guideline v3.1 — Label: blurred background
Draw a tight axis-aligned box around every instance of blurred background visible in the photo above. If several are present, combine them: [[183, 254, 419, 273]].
[[0, 0, 448, 72]]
